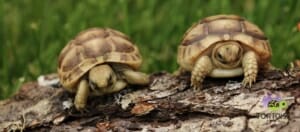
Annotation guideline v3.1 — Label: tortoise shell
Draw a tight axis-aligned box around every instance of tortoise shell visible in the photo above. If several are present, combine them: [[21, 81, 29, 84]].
[[58, 28, 142, 90], [177, 14, 272, 71]]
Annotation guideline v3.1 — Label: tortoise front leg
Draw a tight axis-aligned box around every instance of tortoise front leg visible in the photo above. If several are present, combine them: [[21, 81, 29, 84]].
[[122, 69, 150, 85], [191, 56, 213, 90], [110, 79, 127, 93], [111, 64, 149, 85], [242, 51, 258, 88], [74, 79, 90, 110]]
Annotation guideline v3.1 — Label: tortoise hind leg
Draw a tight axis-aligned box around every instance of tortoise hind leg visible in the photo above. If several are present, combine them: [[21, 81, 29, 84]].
[[74, 79, 90, 110], [242, 51, 258, 88], [173, 67, 187, 76], [263, 62, 276, 71]]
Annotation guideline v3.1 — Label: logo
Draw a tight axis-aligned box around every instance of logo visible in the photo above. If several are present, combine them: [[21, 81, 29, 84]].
[[258, 93, 294, 120], [262, 94, 288, 111]]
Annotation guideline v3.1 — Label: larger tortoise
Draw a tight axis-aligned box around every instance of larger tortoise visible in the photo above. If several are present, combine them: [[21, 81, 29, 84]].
[[58, 28, 149, 110], [177, 14, 272, 89]]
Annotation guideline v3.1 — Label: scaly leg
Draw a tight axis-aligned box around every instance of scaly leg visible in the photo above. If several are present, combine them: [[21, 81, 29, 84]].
[[122, 69, 149, 85], [242, 51, 258, 88], [173, 67, 187, 76], [191, 56, 213, 90], [110, 79, 127, 93], [263, 62, 276, 71], [74, 79, 90, 110], [111, 64, 149, 85]]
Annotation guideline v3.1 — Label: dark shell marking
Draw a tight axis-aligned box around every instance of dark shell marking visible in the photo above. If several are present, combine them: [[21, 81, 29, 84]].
[[115, 42, 135, 52], [61, 47, 81, 72]]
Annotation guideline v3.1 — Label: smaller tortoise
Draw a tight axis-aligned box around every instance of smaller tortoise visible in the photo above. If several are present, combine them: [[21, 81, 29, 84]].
[[177, 14, 272, 89], [58, 28, 149, 110]]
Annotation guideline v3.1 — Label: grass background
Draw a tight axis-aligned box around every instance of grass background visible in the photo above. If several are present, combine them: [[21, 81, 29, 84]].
[[1, 0, 300, 99]]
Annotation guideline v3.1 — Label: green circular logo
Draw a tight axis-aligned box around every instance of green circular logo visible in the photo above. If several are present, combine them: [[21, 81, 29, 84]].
[[268, 100, 288, 111]]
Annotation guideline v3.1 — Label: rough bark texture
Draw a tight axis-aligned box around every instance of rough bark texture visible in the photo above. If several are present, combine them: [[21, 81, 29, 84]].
[[0, 69, 300, 132]]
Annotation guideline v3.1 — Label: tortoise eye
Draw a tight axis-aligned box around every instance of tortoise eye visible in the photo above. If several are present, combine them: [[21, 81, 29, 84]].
[[89, 80, 97, 91], [217, 53, 227, 63], [238, 50, 243, 56], [217, 53, 223, 59], [107, 73, 114, 86]]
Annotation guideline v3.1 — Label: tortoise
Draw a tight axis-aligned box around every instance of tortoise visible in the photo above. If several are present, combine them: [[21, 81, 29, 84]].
[[58, 28, 149, 110], [177, 14, 272, 89]]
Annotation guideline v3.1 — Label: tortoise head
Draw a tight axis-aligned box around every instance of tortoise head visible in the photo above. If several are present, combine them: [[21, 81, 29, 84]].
[[212, 41, 243, 69], [88, 64, 117, 90]]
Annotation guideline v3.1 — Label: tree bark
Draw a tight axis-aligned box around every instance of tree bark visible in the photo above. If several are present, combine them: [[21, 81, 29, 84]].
[[0, 69, 300, 132]]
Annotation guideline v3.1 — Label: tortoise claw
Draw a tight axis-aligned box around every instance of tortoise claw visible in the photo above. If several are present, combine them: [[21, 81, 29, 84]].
[[191, 79, 203, 91], [242, 73, 256, 88]]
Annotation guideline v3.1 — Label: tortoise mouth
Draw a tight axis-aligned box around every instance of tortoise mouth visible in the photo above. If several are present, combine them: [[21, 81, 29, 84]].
[[211, 41, 243, 69]]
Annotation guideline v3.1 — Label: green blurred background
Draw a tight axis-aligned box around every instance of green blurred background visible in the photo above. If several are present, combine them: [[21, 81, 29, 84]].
[[1, 0, 300, 99]]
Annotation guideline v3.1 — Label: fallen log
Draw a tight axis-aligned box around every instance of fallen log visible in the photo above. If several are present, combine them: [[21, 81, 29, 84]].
[[0, 69, 300, 132]]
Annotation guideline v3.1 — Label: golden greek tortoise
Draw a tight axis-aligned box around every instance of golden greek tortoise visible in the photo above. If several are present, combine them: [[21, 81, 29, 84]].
[[58, 28, 149, 110], [177, 14, 272, 89]]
